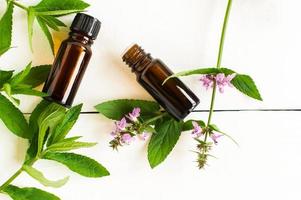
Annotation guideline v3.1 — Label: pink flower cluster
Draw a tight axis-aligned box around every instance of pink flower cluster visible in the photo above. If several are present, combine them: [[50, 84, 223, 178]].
[[110, 108, 149, 149], [191, 121, 222, 145], [200, 73, 236, 93]]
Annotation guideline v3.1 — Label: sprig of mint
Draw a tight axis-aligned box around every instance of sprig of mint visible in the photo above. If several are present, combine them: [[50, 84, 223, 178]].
[[0, 101, 110, 200], [0, 64, 50, 138], [0, 0, 89, 55], [95, 0, 262, 170]]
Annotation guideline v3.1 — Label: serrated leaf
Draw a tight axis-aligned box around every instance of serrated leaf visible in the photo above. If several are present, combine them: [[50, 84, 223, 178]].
[[11, 87, 47, 97], [37, 16, 54, 54], [0, 1, 13, 56], [95, 99, 160, 120], [0, 93, 30, 138], [27, 8, 35, 51], [10, 62, 32, 86], [0, 70, 14, 87], [163, 67, 220, 84], [47, 140, 96, 152], [38, 15, 60, 31], [19, 65, 51, 88], [37, 104, 66, 155], [23, 165, 69, 188], [33, 0, 89, 14], [182, 119, 206, 132], [48, 104, 82, 145], [148, 116, 182, 168], [3, 185, 60, 200], [231, 74, 262, 101], [43, 152, 110, 178], [36, 9, 85, 16], [26, 100, 52, 160]]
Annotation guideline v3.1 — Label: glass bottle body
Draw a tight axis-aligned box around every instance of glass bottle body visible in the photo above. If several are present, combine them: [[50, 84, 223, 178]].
[[43, 33, 92, 107]]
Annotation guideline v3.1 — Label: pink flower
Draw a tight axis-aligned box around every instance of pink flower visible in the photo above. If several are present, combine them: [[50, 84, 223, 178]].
[[121, 133, 135, 144], [215, 73, 236, 93], [191, 121, 203, 137], [127, 107, 141, 122], [115, 117, 127, 131], [200, 75, 214, 90], [210, 133, 223, 144]]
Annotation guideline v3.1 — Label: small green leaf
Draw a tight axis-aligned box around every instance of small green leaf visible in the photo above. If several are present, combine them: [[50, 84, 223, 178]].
[[23, 165, 69, 188], [33, 0, 89, 14], [10, 62, 32, 86], [48, 104, 82, 145], [47, 140, 96, 152], [42, 16, 66, 27], [0, 1, 14, 56], [19, 65, 51, 88], [231, 74, 263, 101], [163, 67, 220, 84], [148, 116, 182, 168], [0, 70, 14, 87], [209, 124, 239, 146], [0, 93, 30, 138], [27, 8, 35, 51], [11, 86, 47, 97], [95, 99, 160, 120], [43, 152, 110, 178], [36, 10, 85, 16], [26, 100, 51, 159], [37, 16, 54, 54], [182, 119, 206, 132], [38, 15, 60, 31], [37, 104, 66, 155], [3, 185, 60, 200]]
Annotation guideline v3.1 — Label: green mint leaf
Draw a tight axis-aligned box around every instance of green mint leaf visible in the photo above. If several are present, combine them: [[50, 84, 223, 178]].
[[18, 65, 51, 88], [231, 74, 262, 101], [48, 104, 82, 145], [43, 152, 110, 178], [3, 185, 60, 200], [0, 1, 13, 56], [11, 86, 47, 97], [37, 16, 55, 54], [47, 140, 96, 152], [26, 100, 51, 160], [37, 104, 66, 155], [0, 70, 14, 87], [33, 0, 89, 14], [35, 10, 85, 16], [10, 62, 32, 86], [23, 165, 69, 188], [38, 15, 60, 31], [95, 99, 160, 120], [0, 93, 30, 138], [182, 119, 206, 132], [41, 15, 66, 27], [27, 8, 35, 52], [163, 67, 220, 84], [208, 124, 238, 146], [148, 116, 183, 168]]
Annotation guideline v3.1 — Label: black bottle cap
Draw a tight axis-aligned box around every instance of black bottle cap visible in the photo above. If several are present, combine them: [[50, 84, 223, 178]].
[[70, 13, 101, 40]]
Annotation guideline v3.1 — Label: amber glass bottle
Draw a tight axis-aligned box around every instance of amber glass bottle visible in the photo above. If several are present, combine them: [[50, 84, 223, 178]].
[[43, 13, 101, 107], [122, 44, 200, 120]]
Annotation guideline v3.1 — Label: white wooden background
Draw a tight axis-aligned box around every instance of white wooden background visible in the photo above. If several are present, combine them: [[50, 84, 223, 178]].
[[1, 0, 301, 199]]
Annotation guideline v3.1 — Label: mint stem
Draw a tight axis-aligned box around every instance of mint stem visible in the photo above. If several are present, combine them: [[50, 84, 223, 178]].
[[205, 0, 233, 141], [144, 112, 168, 125], [12, 1, 28, 11]]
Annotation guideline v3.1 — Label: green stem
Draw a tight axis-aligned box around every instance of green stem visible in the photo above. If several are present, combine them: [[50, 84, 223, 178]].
[[144, 112, 168, 125], [12, 1, 28, 11], [0, 157, 37, 192], [205, 0, 233, 140], [0, 167, 23, 192]]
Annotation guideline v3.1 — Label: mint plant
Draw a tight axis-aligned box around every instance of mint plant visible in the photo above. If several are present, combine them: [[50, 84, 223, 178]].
[[0, 101, 110, 200], [96, 0, 262, 169], [0, 0, 89, 55]]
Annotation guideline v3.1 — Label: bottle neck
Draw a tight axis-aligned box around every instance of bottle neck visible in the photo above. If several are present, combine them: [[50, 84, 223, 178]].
[[122, 44, 153, 74], [69, 31, 94, 45]]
